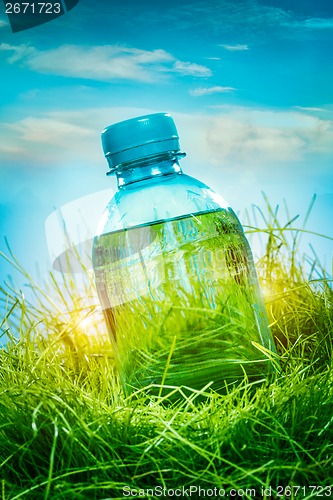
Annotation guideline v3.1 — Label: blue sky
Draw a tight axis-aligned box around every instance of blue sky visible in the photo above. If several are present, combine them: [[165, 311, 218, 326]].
[[0, 0, 333, 289]]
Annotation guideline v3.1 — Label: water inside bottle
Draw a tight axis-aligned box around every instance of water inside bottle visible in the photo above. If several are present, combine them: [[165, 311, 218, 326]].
[[93, 208, 274, 394]]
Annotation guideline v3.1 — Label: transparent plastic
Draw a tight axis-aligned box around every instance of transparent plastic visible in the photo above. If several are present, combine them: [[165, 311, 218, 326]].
[[92, 149, 276, 395]]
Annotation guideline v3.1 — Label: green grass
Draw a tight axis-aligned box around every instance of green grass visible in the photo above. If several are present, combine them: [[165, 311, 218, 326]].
[[1, 196, 333, 499]]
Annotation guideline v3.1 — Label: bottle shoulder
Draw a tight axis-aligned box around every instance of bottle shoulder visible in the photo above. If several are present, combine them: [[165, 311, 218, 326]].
[[96, 172, 231, 236]]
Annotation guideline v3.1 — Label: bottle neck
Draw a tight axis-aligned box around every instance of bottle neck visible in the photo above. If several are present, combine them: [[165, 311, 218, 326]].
[[113, 152, 185, 189]]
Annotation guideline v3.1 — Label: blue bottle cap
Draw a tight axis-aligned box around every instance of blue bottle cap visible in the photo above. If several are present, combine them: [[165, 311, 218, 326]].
[[101, 113, 181, 172]]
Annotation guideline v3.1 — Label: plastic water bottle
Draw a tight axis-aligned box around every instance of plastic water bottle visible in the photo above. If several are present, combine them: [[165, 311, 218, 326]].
[[92, 113, 276, 395]]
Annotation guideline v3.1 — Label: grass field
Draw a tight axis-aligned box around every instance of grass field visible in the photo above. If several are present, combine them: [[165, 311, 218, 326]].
[[0, 197, 332, 500]]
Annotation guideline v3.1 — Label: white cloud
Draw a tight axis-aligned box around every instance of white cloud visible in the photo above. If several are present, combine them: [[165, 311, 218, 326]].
[[292, 18, 333, 30], [189, 86, 236, 96], [0, 19, 7, 28], [8, 116, 93, 144], [0, 43, 35, 62], [172, 60, 212, 77], [294, 106, 328, 113], [149, 2, 333, 38], [0, 43, 212, 82], [161, 2, 291, 34], [0, 107, 157, 165], [191, 109, 333, 169], [1, 116, 98, 165], [220, 44, 249, 51]]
